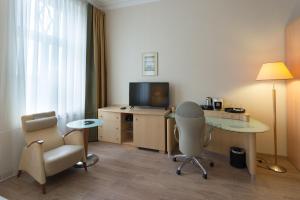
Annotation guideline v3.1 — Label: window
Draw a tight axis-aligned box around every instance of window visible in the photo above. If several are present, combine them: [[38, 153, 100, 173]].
[[16, 0, 87, 128]]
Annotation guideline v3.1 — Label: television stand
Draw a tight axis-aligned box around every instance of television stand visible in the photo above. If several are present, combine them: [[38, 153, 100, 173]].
[[98, 106, 170, 152]]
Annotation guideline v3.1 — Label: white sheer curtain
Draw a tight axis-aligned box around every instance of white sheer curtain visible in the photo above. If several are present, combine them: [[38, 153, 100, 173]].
[[0, 0, 87, 181], [17, 0, 87, 131], [0, 0, 26, 181]]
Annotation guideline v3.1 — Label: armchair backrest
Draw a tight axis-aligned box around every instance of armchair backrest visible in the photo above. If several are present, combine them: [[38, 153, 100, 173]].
[[21, 111, 64, 152], [175, 102, 206, 156]]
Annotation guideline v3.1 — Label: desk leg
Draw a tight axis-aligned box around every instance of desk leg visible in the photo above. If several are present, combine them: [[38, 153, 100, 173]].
[[246, 133, 256, 178]]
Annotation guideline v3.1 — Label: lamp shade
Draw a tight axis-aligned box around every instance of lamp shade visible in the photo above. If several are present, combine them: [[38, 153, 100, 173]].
[[256, 62, 293, 80]]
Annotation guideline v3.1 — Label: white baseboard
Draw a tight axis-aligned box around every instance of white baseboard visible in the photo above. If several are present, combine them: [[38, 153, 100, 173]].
[[0, 171, 17, 183]]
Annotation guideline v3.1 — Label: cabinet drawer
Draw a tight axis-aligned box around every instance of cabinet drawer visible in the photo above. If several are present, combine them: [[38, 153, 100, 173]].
[[98, 130, 120, 143], [98, 111, 120, 122], [98, 123, 121, 144], [104, 120, 120, 130], [100, 123, 120, 133]]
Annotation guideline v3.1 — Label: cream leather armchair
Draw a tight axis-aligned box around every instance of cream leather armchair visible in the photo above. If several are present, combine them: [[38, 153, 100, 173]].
[[18, 111, 86, 194]]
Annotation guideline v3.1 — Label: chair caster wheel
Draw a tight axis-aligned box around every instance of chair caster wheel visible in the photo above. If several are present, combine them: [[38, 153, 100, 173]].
[[172, 157, 177, 162], [176, 169, 181, 175], [203, 174, 207, 179], [210, 162, 214, 167]]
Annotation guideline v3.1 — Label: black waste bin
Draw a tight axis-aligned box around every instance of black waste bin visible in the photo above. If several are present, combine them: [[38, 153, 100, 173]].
[[230, 147, 246, 168]]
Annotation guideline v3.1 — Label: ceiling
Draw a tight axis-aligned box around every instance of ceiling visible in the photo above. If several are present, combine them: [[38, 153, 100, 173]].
[[91, 0, 160, 10]]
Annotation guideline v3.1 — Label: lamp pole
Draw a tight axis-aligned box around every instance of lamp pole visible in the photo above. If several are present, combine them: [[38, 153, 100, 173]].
[[268, 82, 286, 173], [272, 82, 278, 165]]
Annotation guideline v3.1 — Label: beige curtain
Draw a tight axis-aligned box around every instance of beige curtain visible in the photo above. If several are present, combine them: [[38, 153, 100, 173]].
[[85, 5, 107, 141], [93, 7, 107, 108]]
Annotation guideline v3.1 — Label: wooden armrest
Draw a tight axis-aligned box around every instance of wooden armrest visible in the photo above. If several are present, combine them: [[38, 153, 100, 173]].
[[27, 140, 44, 148], [63, 130, 79, 138]]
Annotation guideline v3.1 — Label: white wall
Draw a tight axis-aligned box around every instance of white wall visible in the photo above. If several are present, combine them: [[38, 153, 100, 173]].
[[289, 0, 300, 22], [105, 0, 299, 156]]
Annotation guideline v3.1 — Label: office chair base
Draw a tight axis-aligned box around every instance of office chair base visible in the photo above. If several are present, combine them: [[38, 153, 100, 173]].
[[173, 155, 211, 179]]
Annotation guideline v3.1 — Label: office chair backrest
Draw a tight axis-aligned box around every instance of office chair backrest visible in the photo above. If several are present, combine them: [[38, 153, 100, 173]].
[[175, 101, 206, 156], [21, 111, 64, 152]]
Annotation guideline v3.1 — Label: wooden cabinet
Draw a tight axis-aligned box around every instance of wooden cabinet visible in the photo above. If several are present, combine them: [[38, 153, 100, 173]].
[[98, 111, 121, 144], [133, 114, 165, 151], [98, 107, 169, 152]]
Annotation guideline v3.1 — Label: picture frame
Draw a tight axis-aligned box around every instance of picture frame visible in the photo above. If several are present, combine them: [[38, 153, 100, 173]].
[[142, 52, 158, 76]]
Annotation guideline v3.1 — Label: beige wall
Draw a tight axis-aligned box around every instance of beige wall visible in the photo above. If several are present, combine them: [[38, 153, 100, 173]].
[[105, 0, 299, 156]]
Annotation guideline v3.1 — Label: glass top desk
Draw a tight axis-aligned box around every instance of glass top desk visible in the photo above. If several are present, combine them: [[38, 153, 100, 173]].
[[166, 112, 269, 177]]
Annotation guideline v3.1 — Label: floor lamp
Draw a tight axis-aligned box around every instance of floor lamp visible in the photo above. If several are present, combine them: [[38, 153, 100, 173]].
[[256, 62, 293, 173]]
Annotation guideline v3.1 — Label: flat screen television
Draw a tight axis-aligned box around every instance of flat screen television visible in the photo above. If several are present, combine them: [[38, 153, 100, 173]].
[[129, 82, 169, 109]]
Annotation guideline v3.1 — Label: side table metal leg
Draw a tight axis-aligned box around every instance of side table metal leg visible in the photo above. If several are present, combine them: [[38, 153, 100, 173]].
[[75, 128, 99, 168]]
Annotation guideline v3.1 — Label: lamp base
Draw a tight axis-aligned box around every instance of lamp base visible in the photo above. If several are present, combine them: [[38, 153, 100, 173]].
[[268, 164, 287, 173]]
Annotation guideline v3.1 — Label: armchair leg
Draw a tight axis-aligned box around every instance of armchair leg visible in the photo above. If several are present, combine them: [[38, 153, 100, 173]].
[[42, 184, 46, 194], [17, 170, 22, 178], [83, 162, 88, 172]]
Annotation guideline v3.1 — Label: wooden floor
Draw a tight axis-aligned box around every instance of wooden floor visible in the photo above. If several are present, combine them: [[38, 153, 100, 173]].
[[0, 142, 299, 200]]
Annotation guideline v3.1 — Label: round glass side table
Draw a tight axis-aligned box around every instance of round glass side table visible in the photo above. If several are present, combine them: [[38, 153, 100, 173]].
[[67, 119, 103, 167]]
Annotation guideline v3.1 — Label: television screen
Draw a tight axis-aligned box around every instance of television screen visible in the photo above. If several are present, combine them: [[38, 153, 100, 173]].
[[129, 82, 169, 108]]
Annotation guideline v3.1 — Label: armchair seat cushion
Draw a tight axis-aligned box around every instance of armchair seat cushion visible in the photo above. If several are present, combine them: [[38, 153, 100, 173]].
[[44, 145, 84, 176]]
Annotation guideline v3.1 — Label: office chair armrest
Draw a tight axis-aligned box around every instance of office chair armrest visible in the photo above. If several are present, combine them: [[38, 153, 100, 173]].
[[203, 125, 213, 148], [174, 124, 179, 143]]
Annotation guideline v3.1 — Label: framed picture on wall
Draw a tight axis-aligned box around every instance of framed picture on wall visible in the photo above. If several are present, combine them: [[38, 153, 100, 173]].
[[142, 52, 158, 76]]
